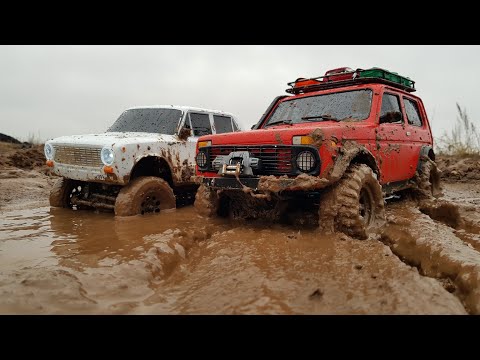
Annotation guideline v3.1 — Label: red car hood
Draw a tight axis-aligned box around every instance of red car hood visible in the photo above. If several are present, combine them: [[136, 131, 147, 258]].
[[205, 122, 345, 146]]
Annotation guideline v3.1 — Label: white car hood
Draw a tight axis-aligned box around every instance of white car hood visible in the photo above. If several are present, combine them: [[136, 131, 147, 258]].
[[48, 132, 178, 147]]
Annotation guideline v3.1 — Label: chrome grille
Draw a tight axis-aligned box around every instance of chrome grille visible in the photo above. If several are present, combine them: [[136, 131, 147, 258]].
[[53, 145, 103, 167]]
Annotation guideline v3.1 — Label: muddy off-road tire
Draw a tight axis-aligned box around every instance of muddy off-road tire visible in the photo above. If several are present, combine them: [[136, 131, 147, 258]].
[[194, 184, 220, 217], [414, 159, 442, 199], [49, 178, 76, 208], [319, 164, 385, 239], [115, 176, 175, 216]]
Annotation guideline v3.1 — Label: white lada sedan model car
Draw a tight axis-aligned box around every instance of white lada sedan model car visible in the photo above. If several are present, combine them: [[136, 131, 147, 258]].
[[45, 105, 241, 216]]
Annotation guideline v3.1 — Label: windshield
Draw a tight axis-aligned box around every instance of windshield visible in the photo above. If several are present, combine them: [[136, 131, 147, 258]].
[[265, 89, 373, 126], [107, 108, 183, 134]]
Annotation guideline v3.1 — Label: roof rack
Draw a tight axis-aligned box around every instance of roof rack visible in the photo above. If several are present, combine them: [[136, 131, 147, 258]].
[[286, 67, 416, 95]]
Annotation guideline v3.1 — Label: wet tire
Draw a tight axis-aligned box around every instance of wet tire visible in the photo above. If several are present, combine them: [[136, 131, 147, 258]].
[[319, 164, 385, 240], [414, 159, 442, 199], [114, 176, 175, 216], [194, 184, 219, 217], [49, 178, 75, 208]]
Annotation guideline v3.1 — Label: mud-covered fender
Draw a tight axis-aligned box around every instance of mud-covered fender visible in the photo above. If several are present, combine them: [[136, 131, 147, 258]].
[[328, 141, 380, 182], [416, 145, 435, 173], [126, 154, 175, 185]]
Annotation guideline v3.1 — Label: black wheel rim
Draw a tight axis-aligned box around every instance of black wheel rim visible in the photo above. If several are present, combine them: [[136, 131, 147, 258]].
[[359, 188, 373, 225], [140, 192, 161, 215]]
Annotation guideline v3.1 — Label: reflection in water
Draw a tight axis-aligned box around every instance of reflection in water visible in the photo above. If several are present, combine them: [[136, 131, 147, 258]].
[[0, 203, 467, 314]]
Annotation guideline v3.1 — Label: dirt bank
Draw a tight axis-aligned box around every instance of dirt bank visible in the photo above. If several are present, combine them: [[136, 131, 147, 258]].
[[436, 154, 480, 181], [0, 142, 55, 211]]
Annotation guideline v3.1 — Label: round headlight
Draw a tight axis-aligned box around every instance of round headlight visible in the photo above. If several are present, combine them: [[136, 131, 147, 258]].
[[44, 143, 54, 160], [101, 147, 115, 166], [296, 151, 316, 172], [196, 151, 207, 169]]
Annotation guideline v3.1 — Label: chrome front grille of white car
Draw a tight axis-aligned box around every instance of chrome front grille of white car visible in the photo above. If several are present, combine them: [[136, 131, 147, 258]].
[[53, 145, 103, 167]]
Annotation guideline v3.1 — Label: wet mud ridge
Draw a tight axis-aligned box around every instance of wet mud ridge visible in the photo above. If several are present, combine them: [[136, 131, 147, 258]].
[[380, 197, 480, 314]]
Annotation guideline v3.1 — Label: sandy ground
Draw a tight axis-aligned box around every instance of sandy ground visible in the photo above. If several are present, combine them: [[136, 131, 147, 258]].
[[0, 142, 480, 314]]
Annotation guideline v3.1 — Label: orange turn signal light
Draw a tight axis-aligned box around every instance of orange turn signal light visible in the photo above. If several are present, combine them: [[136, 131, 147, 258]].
[[103, 166, 114, 174], [46, 160, 54, 167]]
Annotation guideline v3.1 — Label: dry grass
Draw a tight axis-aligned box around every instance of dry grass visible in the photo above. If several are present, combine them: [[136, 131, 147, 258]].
[[437, 103, 480, 157], [26, 131, 42, 145]]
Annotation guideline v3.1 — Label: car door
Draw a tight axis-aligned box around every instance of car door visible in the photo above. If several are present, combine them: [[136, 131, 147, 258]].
[[402, 96, 432, 179], [376, 90, 412, 184]]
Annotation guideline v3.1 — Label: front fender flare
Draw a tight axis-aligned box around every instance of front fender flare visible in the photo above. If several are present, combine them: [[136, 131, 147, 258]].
[[328, 141, 380, 183], [416, 145, 435, 173]]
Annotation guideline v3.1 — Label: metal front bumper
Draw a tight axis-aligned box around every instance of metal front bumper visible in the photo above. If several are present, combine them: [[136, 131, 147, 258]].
[[51, 163, 124, 185], [201, 176, 260, 190], [193, 173, 331, 193]]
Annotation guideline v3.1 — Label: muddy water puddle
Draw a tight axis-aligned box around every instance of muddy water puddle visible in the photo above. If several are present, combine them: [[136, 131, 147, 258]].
[[1, 194, 470, 314]]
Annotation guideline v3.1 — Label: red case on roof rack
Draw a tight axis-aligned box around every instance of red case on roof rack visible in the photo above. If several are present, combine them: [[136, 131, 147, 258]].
[[293, 78, 321, 87], [322, 67, 356, 82]]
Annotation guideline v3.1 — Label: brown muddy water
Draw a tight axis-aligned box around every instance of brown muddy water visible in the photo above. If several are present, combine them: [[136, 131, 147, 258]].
[[1, 180, 480, 314]]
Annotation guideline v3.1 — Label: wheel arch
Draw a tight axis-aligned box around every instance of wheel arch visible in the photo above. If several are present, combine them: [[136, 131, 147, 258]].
[[416, 145, 436, 173], [127, 156, 174, 188], [329, 142, 380, 182]]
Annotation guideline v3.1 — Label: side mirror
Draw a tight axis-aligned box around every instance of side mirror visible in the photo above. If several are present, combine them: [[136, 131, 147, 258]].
[[379, 111, 402, 124], [394, 112, 402, 122], [178, 126, 192, 140]]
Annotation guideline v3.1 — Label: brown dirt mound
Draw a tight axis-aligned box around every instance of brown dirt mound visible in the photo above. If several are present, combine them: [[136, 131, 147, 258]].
[[0, 141, 48, 174], [436, 155, 480, 181], [6, 144, 46, 170]]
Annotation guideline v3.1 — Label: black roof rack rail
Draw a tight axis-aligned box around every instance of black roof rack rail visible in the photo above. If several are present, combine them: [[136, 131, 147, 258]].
[[286, 68, 416, 95]]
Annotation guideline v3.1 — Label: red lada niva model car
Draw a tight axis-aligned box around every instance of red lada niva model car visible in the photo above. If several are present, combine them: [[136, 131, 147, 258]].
[[193, 67, 441, 239]]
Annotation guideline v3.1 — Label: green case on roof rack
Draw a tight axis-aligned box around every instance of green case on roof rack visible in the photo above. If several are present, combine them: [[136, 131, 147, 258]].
[[359, 67, 414, 89]]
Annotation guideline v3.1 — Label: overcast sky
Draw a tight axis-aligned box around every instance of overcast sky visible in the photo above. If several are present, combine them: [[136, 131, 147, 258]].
[[1, 45, 479, 143]]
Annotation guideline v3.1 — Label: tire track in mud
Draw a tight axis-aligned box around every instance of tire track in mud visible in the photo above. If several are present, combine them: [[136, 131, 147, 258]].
[[419, 200, 480, 252], [380, 198, 480, 314], [139, 224, 466, 315], [68, 224, 217, 314], [139, 226, 214, 280]]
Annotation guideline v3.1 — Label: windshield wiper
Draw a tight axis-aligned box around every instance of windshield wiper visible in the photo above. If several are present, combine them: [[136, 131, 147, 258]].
[[301, 115, 341, 122], [266, 119, 293, 126]]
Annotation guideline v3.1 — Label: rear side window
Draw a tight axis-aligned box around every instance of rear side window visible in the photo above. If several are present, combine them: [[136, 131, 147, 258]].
[[379, 93, 403, 124], [404, 98, 423, 127], [190, 113, 212, 136], [213, 115, 233, 134]]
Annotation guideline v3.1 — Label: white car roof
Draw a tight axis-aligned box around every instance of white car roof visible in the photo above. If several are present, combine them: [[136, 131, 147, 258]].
[[125, 105, 236, 118]]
